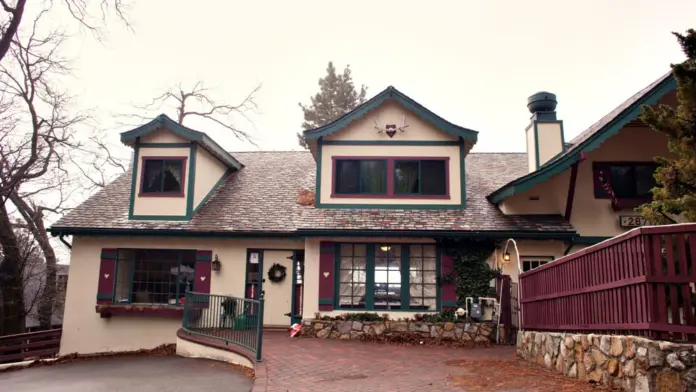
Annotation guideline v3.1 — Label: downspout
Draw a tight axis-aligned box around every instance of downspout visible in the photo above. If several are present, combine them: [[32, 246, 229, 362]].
[[59, 233, 72, 250], [564, 152, 586, 221]]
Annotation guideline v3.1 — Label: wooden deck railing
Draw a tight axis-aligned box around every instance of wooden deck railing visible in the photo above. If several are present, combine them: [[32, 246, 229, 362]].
[[0, 329, 62, 364], [519, 223, 696, 341]]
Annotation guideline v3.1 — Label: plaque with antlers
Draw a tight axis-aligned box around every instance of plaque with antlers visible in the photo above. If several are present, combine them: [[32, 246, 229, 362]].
[[374, 115, 409, 138]]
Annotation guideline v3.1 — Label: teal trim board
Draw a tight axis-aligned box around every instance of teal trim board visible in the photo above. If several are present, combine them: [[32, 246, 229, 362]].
[[303, 86, 478, 142], [488, 74, 676, 204], [315, 138, 323, 208], [322, 140, 460, 146], [459, 140, 466, 208], [120, 114, 243, 170], [127, 142, 140, 220], [185, 142, 198, 217]]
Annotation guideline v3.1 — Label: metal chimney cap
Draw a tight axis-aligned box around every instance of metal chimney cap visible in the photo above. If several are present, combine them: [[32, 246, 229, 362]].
[[527, 91, 557, 113]]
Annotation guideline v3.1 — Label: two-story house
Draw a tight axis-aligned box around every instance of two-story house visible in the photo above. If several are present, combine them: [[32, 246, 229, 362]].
[[49, 71, 676, 355]]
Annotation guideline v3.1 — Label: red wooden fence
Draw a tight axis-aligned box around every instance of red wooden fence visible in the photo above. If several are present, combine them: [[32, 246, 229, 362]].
[[0, 329, 62, 364], [519, 224, 696, 342]]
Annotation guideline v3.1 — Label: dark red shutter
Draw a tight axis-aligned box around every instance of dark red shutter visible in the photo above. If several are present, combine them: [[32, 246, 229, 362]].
[[441, 251, 457, 309], [97, 249, 118, 304], [318, 242, 335, 311], [193, 250, 212, 308]]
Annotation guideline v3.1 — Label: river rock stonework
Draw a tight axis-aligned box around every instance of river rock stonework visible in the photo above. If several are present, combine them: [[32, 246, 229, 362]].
[[517, 331, 696, 392], [301, 320, 498, 345]]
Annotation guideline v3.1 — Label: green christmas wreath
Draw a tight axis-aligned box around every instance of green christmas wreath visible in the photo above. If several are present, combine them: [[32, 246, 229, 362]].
[[267, 263, 287, 283]]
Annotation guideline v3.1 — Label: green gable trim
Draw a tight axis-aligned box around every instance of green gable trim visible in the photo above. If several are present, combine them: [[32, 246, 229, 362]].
[[297, 229, 576, 240], [459, 141, 466, 208], [185, 143, 197, 217], [488, 75, 676, 204], [127, 143, 140, 220], [322, 140, 460, 146], [315, 138, 323, 208], [192, 170, 231, 215], [120, 114, 243, 170], [303, 86, 478, 142]]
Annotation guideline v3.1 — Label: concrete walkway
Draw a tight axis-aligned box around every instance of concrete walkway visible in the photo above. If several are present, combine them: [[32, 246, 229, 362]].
[[0, 355, 253, 392]]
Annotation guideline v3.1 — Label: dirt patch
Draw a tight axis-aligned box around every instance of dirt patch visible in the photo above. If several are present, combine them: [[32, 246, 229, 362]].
[[447, 359, 610, 391], [319, 373, 369, 382]]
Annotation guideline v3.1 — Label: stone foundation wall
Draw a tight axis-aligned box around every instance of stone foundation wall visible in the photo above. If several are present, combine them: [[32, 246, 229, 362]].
[[517, 330, 696, 392], [301, 319, 498, 345]]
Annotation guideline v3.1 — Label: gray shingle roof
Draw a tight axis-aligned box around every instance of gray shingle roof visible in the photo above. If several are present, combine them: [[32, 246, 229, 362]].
[[51, 151, 574, 235]]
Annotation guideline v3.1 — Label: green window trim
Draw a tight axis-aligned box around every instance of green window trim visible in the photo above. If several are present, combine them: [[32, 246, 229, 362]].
[[332, 243, 440, 312]]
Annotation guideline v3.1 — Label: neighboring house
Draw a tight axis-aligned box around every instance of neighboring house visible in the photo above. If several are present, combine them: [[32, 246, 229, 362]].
[[24, 264, 69, 331], [49, 72, 676, 355]]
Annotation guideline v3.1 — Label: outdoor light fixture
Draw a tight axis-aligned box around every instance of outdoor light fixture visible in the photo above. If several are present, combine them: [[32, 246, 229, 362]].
[[380, 245, 392, 252], [503, 252, 511, 262], [212, 254, 222, 272]]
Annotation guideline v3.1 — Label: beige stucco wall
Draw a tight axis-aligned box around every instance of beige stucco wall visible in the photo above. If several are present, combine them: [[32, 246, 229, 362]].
[[60, 236, 302, 355], [537, 122, 564, 166], [324, 100, 459, 142], [193, 147, 227, 210], [320, 145, 461, 205], [500, 126, 671, 238], [132, 146, 191, 217], [488, 240, 567, 283], [139, 128, 189, 144]]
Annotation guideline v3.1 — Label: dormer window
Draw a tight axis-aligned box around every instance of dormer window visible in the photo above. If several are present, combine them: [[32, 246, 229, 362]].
[[395, 159, 447, 196], [140, 157, 187, 196], [332, 156, 450, 199]]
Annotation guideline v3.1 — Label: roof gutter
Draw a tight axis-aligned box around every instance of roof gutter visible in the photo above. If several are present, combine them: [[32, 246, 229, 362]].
[[48, 227, 300, 238], [48, 227, 576, 240]]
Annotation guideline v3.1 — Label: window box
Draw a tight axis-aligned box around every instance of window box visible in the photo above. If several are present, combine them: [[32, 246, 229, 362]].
[[95, 304, 184, 319]]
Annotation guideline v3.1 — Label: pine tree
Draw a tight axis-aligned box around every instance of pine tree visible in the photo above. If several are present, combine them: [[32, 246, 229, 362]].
[[297, 62, 367, 148], [639, 29, 696, 224]]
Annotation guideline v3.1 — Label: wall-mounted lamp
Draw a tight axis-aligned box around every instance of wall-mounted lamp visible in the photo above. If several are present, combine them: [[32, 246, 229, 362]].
[[212, 254, 222, 272], [380, 245, 392, 252], [503, 252, 511, 262]]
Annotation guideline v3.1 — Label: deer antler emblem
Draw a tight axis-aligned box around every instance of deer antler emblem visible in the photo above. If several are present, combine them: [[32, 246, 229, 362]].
[[374, 115, 409, 138]]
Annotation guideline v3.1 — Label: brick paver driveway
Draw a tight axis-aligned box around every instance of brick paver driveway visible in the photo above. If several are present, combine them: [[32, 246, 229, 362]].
[[262, 332, 601, 392], [0, 356, 252, 392]]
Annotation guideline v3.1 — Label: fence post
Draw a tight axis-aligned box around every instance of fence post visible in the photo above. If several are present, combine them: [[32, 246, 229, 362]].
[[256, 292, 265, 362], [182, 291, 190, 330]]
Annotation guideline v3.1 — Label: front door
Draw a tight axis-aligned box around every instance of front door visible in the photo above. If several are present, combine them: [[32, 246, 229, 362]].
[[262, 250, 294, 327]]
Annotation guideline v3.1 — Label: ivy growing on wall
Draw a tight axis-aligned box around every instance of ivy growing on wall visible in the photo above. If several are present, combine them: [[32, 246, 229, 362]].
[[438, 238, 500, 305]]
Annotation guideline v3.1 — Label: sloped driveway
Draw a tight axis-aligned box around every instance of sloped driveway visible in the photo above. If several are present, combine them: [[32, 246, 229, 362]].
[[0, 355, 253, 392], [260, 332, 602, 391]]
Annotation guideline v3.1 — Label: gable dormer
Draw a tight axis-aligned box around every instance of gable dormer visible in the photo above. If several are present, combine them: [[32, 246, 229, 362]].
[[303, 86, 478, 209], [120, 114, 243, 220]]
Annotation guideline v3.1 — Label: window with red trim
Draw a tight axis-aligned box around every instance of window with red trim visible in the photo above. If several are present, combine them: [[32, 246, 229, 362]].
[[333, 157, 448, 198], [593, 162, 658, 200], [141, 158, 185, 195]]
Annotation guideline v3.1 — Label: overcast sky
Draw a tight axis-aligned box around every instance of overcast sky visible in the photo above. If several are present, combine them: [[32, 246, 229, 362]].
[[61, 0, 695, 155]]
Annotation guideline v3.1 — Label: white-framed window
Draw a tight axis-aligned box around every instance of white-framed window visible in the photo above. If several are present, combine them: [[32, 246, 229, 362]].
[[521, 256, 554, 272]]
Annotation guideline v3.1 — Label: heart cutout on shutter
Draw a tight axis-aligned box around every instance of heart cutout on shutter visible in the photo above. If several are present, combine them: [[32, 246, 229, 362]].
[[200, 276, 206, 281], [323, 272, 329, 278], [104, 274, 110, 279]]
